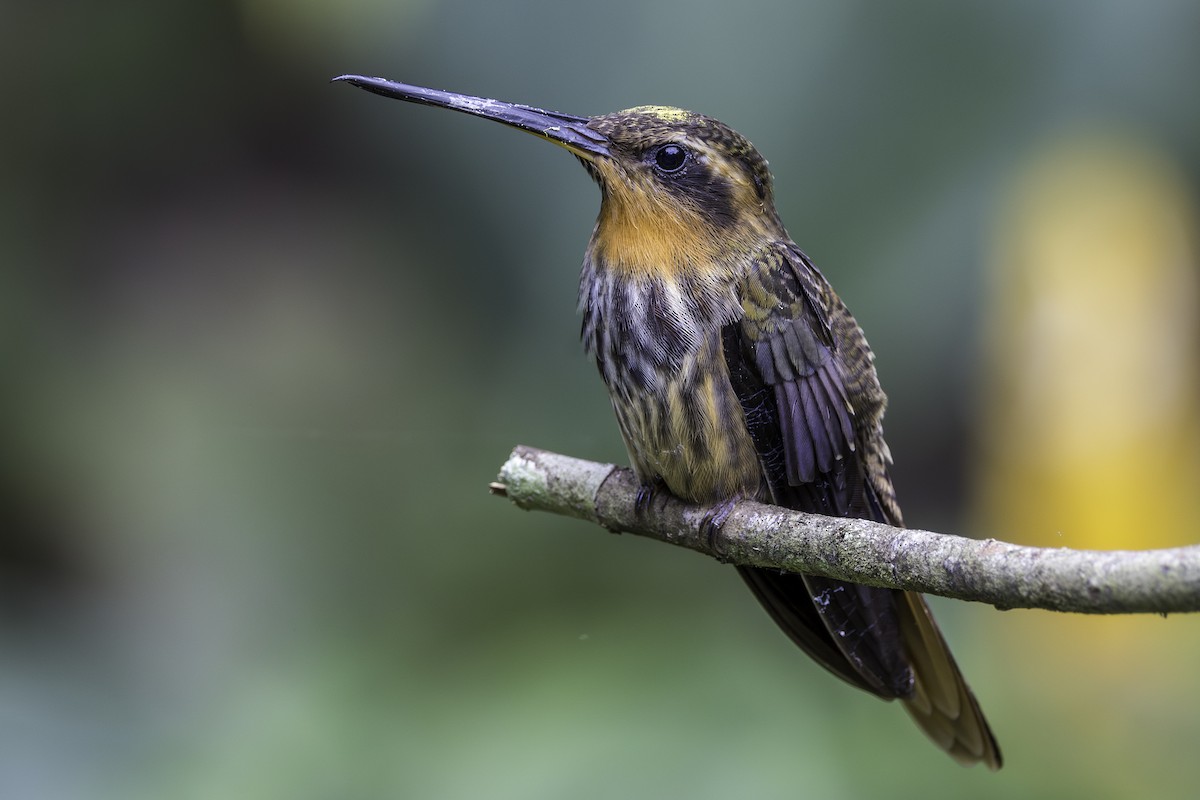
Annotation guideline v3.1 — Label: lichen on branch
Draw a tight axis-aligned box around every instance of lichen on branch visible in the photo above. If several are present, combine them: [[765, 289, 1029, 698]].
[[491, 445, 1200, 615]]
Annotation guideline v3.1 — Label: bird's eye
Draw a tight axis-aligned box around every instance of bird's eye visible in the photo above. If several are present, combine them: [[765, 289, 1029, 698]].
[[653, 144, 688, 173]]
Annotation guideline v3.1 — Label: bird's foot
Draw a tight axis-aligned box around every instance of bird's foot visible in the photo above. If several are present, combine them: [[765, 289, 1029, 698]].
[[699, 497, 738, 561], [634, 480, 665, 516]]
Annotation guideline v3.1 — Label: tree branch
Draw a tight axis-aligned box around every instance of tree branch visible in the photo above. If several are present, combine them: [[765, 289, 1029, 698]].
[[489, 445, 1200, 614]]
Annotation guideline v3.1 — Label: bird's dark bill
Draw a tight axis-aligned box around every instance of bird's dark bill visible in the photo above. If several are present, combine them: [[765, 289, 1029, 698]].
[[332, 74, 610, 160]]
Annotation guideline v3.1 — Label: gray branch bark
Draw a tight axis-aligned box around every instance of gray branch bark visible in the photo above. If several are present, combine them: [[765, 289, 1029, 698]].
[[490, 445, 1200, 614]]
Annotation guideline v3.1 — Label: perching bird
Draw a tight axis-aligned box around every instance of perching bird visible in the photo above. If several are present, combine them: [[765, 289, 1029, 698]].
[[335, 74, 1001, 769]]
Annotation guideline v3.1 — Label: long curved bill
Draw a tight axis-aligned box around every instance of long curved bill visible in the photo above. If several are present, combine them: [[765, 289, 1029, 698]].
[[332, 75, 610, 161]]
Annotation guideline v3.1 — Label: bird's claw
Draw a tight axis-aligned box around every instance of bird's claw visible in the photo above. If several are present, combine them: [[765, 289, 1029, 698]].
[[699, 498, 737, 560], [634, 481, 664, 515]]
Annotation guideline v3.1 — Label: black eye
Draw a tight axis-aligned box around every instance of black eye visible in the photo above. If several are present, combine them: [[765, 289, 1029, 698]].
[[653, 144, 688, 173]]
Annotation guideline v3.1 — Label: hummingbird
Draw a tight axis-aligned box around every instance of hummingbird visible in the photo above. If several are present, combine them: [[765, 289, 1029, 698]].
[[335, 74, 1001, 769]]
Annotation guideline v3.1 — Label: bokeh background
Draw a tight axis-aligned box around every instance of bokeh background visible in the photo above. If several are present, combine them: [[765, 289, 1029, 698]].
[[5, 1, 1200, 797]]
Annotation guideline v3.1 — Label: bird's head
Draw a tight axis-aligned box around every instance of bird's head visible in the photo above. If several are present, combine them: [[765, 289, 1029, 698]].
[[582, 105, 785, 273], [334, 76, 786, 275]]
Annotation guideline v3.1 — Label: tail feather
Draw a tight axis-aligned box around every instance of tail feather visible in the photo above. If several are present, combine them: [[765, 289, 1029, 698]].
[[739, 567, 1002, 769], [898, 592, 1002, 769]]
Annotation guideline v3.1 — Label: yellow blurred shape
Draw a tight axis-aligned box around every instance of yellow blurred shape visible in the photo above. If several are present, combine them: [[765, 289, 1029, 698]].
[[972, 134, 1200, 771], [976, 133, 1200, 552]]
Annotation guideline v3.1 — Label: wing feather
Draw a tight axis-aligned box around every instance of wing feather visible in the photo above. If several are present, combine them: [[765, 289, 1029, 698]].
[[724, 244, 1001, 769]]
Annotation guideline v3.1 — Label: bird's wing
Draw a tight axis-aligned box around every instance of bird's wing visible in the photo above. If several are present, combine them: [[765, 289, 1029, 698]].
[[724, 243, 1001, 768], [724, 243, 911, 697]]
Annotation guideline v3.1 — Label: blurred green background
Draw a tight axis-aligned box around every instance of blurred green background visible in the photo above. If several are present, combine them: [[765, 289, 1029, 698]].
[[5, 1, 1200, 798]]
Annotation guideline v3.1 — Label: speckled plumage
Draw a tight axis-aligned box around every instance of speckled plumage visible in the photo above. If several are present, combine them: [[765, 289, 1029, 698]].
[[577, 106, 999, 769], [335, 77, 1001, 769]]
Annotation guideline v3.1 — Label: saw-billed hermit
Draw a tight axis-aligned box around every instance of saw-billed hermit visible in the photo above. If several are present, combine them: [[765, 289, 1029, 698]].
[[334, 73, 1001, 769]]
